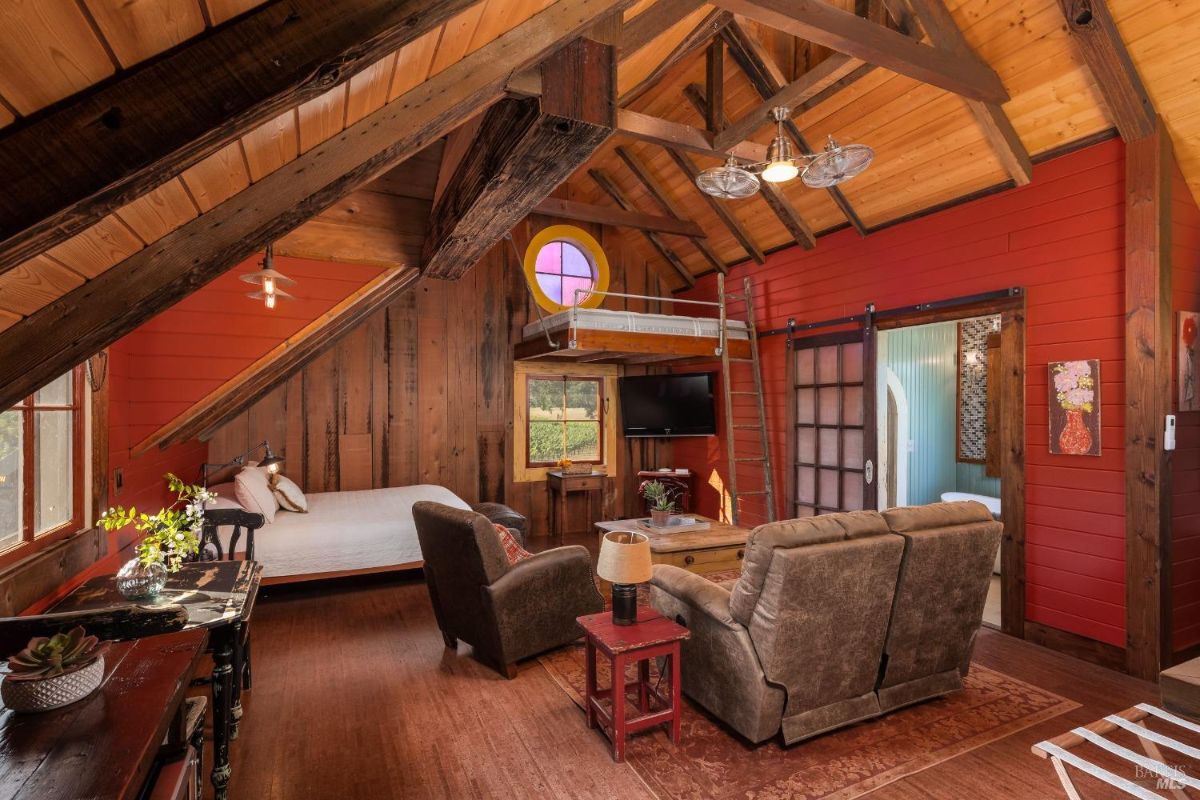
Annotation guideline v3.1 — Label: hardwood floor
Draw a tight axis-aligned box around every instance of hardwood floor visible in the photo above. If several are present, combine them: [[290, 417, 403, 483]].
[[224, 543, 1159, 799]]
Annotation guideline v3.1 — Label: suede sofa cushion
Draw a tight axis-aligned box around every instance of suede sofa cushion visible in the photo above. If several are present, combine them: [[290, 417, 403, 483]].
[[730, 510, 890, 626], [882, 500, 994, 533]]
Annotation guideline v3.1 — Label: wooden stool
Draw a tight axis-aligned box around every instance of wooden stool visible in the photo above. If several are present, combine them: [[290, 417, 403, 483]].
[[577, 609, 689, 762]]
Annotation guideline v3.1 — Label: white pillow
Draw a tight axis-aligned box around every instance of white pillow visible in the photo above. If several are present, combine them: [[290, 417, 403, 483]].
[[270, 474, 309, 513], [234, 467, 278, 523]]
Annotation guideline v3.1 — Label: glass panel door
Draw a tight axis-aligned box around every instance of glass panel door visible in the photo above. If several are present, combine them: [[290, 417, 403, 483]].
[[790, 329, 877, 516]]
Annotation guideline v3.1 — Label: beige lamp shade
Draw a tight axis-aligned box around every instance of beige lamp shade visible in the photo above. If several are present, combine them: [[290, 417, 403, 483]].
[[597, 531, 652, 584]]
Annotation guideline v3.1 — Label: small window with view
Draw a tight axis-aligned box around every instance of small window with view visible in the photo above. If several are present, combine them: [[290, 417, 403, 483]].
[[526, 376, 603, 466]]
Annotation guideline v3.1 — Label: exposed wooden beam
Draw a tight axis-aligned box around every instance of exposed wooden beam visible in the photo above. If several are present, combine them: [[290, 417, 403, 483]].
[[684, 83, 817, 249], [532, 197, 706, 238], [1124, 118, 1173, 680], [705, 38, 725, 133], [0, 0, 479, 278], [612, 146, 728, 273], [1057, 0, 1155, 141], [712, 54, 863, 152], [621, 0, 705, 56], [719, 23, 868, 235], [617, 108, 766, 162], [138, 269, 420, 453], [710, 0, 1008, 102], [0, 0, 632, 412], [589, 169, 696, 288], [619, 9, 733, 107], [894, 0, 1031, 185], [423, 39, 616, 280], [433, 115, 485, 206], [662, 148, 767, 264]]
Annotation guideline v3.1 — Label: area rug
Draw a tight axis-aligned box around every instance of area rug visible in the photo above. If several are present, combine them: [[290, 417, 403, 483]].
[[543, 573, 1079, 800]]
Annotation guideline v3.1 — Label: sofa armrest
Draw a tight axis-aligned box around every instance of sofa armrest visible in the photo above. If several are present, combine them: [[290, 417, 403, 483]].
[[484, 546, 603, 662], [649, 564, 740, 630]]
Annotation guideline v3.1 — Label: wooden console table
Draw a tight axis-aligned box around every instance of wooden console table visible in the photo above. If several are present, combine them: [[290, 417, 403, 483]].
[[547, 470, 609, 538], [0, 629, 208, 799], [50, 560, 261, 800]]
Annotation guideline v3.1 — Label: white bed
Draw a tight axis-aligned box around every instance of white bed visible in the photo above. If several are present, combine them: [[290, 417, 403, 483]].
[[522, 307, 749, 341], [210, 484, 470, 581]]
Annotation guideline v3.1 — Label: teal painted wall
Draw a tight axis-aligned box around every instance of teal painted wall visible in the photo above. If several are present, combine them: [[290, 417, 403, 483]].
[[883, 321, 1000, 506]]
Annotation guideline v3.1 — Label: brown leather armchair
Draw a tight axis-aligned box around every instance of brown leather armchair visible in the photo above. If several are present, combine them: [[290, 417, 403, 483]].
[[413, 501, 603, 678]]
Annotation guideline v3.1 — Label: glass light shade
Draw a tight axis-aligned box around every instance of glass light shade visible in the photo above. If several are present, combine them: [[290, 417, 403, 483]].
[[596, 531, 652, 584], [761, 161, 800, 183]]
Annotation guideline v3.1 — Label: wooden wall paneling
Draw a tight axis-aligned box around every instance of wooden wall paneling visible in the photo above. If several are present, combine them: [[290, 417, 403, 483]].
[[114, 180, 200, 245], [368, 311, 389, 487], [45, 217, 145, 279], [0, 3, 114, 115], [247, 382, 287, 464], [179, 142, 251, 213], [304, 348, 339, 492], [208, 410, 250, 468], [504, 222, 535, 528], [297, 85, 348, 154], [346, 54, 400, 126], [386, 291, 420, 487], [284, 373, 305, 482], [241, 110, 301, 182], [416, 280, 450, 487], [91, 354, 110, 521], [337, 325, 373, 490], [389, 27, 443, 100], [476, 246, 511, 504], [999, 307, 1026, 640], [448, 267, 480, 503], [0, 257, 86, 316], [81, 0, 205, 69], [1124, 120, 1174, 680]]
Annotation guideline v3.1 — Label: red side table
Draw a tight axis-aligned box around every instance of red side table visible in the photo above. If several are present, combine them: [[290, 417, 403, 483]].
[[577, 609, 690, 762]]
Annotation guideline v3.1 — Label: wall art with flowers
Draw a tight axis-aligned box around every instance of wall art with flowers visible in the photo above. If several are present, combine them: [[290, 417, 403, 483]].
[[1180, 312, 1200, 412], [1048, 359, 1101, 456]]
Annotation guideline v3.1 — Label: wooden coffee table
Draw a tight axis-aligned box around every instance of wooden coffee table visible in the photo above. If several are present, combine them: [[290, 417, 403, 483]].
[[595, 515, 751, 577]]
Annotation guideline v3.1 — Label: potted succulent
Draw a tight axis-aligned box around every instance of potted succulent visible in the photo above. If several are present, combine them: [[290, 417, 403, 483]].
[[99, 473, 210, 600], [1, 626, 108, 713], [640, 479, 676, 527]]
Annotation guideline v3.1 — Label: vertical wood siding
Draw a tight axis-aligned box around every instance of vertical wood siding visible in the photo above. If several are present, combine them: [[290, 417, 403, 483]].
[[674, 139, 1129, 647]]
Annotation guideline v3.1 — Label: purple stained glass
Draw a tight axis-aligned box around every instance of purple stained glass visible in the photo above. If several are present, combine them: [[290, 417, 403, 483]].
[[561, 243, 593, 277], [562, 276, 593, 306], [535, 242, 563, 275], [536, 273, 562, 303]]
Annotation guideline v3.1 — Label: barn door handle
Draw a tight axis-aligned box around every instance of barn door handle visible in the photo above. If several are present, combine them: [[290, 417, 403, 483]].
[[865, 460, 874, 485]]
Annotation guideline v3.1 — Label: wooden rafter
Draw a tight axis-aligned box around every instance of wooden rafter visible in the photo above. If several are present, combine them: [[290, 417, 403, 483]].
[[1057, 0, 1155, 141], [621, 0, 705, 56], [891, 0, 1031, 185], [589, 169, 696, 288], [0, 0, 633, 412], [613, 146, 728, 273], [683, 84, 815, 250], [423, 39, 616, 280], [0, 0, 479, 278], [533, 197, 706, 238], [617, 108, 767, 162], [710, 0, 1008, 102], [705, 38, 725, 134], [619, 9, 733, 106], [138, 269, 421, 454], [720, 22, 867, 235], [661, 148, 767, 264]]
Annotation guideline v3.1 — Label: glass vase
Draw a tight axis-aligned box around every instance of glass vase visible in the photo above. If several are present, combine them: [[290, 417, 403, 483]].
[[116, 558, 168, 600]]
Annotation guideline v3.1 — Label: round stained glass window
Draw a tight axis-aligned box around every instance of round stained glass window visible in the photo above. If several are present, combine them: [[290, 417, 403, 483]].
[[523, 225, 610, 313]]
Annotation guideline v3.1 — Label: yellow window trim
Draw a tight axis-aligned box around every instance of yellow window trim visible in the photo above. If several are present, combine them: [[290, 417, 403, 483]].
[[523, 224, 610, 313], [514, 361, 619, 483]]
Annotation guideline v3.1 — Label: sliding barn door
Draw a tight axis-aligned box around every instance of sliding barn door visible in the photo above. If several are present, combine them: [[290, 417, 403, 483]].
[[789, 328, 878, 516]]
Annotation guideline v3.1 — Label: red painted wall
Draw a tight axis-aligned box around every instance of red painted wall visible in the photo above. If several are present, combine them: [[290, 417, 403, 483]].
[[105, 255, 381, 539], [1171, 166, 1200, 653], [674, 139, 1128, 647]]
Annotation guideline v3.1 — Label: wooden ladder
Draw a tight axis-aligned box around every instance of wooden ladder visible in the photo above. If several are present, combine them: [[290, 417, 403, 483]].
[[718, 274, 776, 526]]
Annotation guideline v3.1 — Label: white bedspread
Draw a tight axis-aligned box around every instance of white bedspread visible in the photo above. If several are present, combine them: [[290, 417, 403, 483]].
[[222, 484, 470, 579]]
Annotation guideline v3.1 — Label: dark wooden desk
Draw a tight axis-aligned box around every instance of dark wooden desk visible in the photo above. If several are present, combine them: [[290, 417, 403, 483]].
[[50, 561, 261, 800], [547, 470, 609, 538], [0, 629, 208, 799]]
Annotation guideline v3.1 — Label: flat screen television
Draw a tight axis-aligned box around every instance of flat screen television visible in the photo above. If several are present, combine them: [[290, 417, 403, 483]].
[[619, 373, 717, 437]]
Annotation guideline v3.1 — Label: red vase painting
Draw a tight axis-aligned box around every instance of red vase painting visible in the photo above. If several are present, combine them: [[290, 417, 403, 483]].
[[1048, 359, 1100, 456]]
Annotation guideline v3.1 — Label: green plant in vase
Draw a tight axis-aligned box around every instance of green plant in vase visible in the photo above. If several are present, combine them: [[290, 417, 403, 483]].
[[99, 473, 211, 598], [1, 626, 110, 712], [639, 479, 676, 527]]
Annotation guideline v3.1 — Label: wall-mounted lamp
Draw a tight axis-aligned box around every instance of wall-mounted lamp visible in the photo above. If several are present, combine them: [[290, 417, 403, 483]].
[[201, 440, 285, 486]]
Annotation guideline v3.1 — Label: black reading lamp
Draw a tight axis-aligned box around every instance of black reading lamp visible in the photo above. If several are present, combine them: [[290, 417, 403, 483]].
[[201, 440, 284, 486]]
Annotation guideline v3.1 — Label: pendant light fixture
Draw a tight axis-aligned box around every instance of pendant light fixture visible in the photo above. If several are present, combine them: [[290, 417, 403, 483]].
[[696, 106, 874, 198], [240, 243, 295, 310]]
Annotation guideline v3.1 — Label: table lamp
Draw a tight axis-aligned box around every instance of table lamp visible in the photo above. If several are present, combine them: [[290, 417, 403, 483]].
[[597, 531, 652, 626]]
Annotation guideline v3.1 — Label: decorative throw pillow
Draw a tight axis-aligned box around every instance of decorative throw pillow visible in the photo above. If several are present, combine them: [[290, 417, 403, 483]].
[[493, 523, 531, 564], [204, 482, 240, 509], [269, 473, 309, 513], [234, 466, 278, 524]]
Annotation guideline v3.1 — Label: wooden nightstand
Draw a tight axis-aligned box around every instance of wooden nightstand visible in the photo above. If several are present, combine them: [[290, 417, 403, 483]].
[[547, 470, 608, 538]]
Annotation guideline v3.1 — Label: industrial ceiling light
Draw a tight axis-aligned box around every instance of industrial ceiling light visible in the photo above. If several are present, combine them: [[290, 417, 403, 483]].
[[240, 243, 295, 309], [695, 106, 874, 198]]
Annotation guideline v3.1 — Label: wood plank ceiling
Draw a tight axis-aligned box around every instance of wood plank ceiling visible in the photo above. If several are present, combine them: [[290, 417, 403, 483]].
[[0, 0, 1197, 323]]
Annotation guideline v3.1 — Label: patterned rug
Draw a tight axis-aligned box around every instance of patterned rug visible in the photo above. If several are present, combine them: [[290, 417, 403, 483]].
[[542, 571, 1079, 800]]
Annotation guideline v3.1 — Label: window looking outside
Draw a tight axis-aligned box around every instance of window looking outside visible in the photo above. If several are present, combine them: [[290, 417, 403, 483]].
[[526, 376, 603, 466], [0, 368, 84, 554], [533, 240, 597, 307]]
